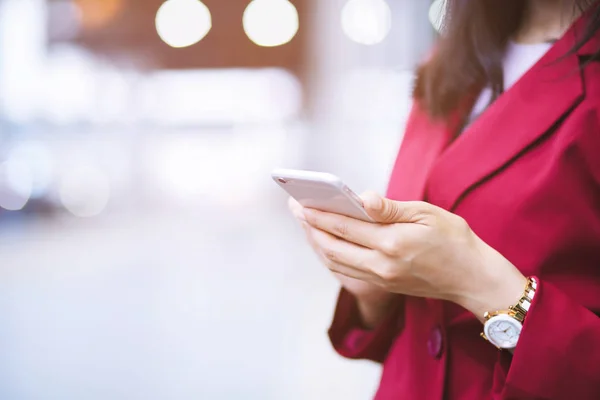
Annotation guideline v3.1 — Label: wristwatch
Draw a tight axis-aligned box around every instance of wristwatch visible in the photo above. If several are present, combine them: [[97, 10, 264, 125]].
[[481, 277, 538, 350]]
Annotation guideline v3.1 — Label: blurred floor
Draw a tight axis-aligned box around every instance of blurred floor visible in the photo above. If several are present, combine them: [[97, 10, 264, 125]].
[[0, 204, 381, 400]]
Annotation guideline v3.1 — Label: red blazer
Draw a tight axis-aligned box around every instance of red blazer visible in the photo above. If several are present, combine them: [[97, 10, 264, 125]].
[[328, 14, 600, 400]]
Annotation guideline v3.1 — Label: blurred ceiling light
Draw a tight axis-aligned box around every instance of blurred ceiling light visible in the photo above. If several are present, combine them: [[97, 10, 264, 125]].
[[341, 0, 392, 46], [155, 0, 212, 48], [59, 166, 111, 217], [75, 0, 124, 30], [41, 45, 96, 125], [0, 158, 33, 211], [429, 0, 446, 32], [243, 0, 299, 47]]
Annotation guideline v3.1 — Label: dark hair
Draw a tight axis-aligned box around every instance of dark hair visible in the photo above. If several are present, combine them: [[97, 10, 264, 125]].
[[413, 0, 600, 120]]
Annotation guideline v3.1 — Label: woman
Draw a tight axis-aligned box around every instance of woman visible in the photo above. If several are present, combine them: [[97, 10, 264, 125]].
[[289, 0, 600, 398]]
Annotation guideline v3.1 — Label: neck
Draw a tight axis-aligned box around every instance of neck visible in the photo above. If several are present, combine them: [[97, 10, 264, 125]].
[[515, 0, 583, 44]]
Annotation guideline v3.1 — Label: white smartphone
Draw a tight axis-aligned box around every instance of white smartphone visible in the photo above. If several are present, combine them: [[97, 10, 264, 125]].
[[271, 168, 374, 222]]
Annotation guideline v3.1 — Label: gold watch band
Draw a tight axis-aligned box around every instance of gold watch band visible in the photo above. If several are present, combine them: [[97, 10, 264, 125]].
[[507, 276, 537, 323], [480, 277, 538, 346], [482, 276, 537, 323]]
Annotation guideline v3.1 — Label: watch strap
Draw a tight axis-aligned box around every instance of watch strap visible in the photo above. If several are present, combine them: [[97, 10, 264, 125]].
[[507, 276, 537, 323], [480, 277, 538, 347]]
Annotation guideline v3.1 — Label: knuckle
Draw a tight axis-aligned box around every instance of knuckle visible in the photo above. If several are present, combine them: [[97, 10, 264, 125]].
[[453, 214, 469, 230], [416, 201, 430, 210], [413, 201, 431, 218], [322, 257, 338, 272], [374, 262, 398, 282], [411, 201, 436, 221], [323, 247, 339, 262], [333, 221, 350, 239], [389, 204, 408, 222], [380, 237, 401, 255]]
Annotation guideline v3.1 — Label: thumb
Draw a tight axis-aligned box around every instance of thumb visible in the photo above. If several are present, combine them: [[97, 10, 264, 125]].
[[360, 191, 425, 224]]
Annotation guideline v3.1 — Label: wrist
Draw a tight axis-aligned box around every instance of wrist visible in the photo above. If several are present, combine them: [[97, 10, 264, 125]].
[[456, 240, 527, 321], [480, 277, 537, 350], [465, 272, 526, 321]]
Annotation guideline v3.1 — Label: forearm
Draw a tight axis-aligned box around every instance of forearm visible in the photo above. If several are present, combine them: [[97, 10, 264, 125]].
[[454, 234, 528, 322]]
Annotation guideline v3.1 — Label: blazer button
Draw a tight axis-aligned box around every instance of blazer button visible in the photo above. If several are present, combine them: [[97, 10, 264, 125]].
[[427, 326, 444, 359]]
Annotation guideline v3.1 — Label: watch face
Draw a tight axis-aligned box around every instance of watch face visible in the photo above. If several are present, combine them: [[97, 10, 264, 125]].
[[484, 314, 522, 349]]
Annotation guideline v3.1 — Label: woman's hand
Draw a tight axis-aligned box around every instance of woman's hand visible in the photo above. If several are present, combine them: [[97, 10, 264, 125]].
[[300, 192, 527, 319], [288, 197, 396, 328]]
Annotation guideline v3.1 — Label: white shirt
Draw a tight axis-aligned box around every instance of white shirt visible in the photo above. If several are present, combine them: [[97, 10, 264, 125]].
[[467, 41, 553, 124]]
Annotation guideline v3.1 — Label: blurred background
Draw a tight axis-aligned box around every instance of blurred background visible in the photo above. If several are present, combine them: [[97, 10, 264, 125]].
[[0, 0, 440, 398]]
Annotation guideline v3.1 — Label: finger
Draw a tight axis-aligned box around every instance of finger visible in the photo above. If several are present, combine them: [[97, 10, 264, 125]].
[[326, 260, 374, 282], [301, 222, 318, 248], [302, 222, 335, 261], [303, 226, 378, 282], [288, 197, 306, 221], [307, 225, 375, 274], [302, 208, 387, 249], [361, 191, 435, 224]]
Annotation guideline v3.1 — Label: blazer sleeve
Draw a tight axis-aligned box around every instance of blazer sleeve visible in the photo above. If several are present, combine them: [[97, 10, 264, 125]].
[[328, 288, 404, 363], [491, 277, 600, 399]]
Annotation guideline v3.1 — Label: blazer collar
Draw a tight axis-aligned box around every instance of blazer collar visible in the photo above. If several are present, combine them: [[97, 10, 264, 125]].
[[424, 13, 599, 211]]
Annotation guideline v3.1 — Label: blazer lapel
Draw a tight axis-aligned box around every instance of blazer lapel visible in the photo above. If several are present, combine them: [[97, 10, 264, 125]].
[[425, 20, 589, 212], [386, 104, 455, 201]]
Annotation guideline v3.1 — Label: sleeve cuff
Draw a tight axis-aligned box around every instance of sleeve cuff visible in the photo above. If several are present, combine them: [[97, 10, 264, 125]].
[[492, 277, 600, 399], [328, 288, 404, 363]]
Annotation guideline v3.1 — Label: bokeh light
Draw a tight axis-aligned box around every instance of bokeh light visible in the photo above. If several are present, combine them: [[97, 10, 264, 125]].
[[40, 45, 97, 125], [0, 158, 33, 211], [156, 0, 212, 48], [59, 166, 111, 217], [341, 0, 392, 46], [8, 142, 54, 199], [243, 0, 299, 47], [429, 0, 446, 32]]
